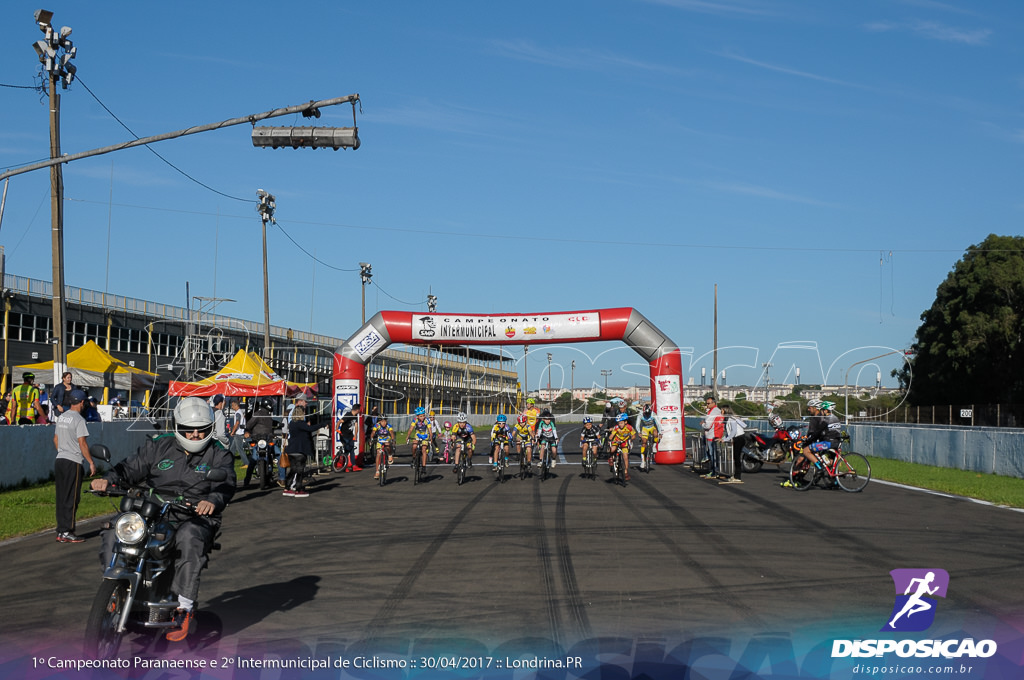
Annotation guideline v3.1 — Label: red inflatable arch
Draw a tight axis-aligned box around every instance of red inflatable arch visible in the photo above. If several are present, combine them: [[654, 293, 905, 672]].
[[332, 308, 686, 464]]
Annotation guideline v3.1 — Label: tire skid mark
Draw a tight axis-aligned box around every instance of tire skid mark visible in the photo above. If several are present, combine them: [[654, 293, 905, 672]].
[[363, 482, 496, 641], [555, 475, 592, 640], [532, 481, 564, 646], [612, 483, 768, 628]]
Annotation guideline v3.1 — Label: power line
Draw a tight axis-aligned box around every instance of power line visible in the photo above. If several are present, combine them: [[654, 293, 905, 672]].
[[62, 197, 1014, 255], [272, 219, 359, 272], [370, 279, 428, 307], [0, 82, 42, 90], [76, 76, 249, 203]]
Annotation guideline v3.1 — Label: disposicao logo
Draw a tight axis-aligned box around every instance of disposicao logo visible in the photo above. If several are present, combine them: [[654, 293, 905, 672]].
[[831, 568, 998, 660], [883, 568, 948, 632]]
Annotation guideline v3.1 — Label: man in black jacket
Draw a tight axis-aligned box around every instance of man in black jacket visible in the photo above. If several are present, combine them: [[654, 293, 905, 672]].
[[91, 397, 235, 642], [242, 399, 279, 489]]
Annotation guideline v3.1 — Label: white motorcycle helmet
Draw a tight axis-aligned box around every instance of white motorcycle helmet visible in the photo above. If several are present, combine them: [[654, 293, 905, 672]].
[[174, 397, 216, 454]]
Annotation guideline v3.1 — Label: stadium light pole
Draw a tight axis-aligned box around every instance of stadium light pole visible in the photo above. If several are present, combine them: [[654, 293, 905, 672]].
[[256, 190, 276, 359], [570, 360, 575, 414], [359, 263, 372, 324], [601, 369, 612, 394], [33, 8, 77, 383], [546, 353, 552, 409]]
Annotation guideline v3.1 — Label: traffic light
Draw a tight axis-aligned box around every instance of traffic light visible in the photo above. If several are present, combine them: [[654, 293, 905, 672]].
[[251, 126, 360, 150]]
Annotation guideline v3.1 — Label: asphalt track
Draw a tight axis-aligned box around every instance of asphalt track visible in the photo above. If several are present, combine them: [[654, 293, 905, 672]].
[[3, 425, 1024, 678]]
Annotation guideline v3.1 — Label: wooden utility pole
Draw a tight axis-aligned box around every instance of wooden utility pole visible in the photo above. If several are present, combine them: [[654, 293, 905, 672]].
[[48, 69, 67, 381]]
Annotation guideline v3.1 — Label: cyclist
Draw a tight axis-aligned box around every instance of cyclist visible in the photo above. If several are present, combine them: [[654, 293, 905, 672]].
[[406, 407, 433, 472], [600, 397, 623, 450], [607, 412, 636, 481], [489, 414, 515, 470], [522, 398, 541, 436], [534, 409, 559, 469], [579, 416, 601, 469], [451, 413, 477, 471], [427, 410, 442, 461], [512, 414, 534, 471], [439, 420, 454, 463], [784, 398, 830, 487], [636, 403, 661, 470], [372, 414, 395, 480]]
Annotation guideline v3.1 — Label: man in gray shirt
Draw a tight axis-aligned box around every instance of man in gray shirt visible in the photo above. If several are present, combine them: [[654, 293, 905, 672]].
[[53, 389, 96, 543], [211, 395, 230, 449]]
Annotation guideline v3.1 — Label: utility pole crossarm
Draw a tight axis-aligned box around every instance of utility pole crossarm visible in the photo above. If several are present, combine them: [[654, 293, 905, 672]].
[[0, 94, 361, 183]]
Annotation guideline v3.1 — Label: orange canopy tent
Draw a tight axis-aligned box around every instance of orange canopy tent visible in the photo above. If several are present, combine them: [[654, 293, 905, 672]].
[[168, 349, 317, 397]]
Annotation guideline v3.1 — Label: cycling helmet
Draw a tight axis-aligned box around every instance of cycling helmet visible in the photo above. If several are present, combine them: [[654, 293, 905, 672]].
[[527, 398, 536, 405], [429, 411, 435, 416], [818, 400, 835, 412], [541, 409, 552, 418], [806, 398, 821, 410], [583, 416, 592, 424], [414, 407, 426, 416], [457, 413, 467, 423], [768, 413, 783, 428], [444, 421, 452, 429], [379, 413, 389, 421], [616, 413, 629, 422], [173, 397, 216, 454], [517, 415, 528, 425], [497, 414, 507, 422], [643, 406, 652, 418]]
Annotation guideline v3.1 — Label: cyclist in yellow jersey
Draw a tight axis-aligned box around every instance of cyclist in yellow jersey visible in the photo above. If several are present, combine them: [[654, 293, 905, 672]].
[[489, 414, 515, 468], [406, 407, 432, 470], [607, 413, 636, 481], [523, 397, 541, 435], [7, 372, 44, 424], [636, 403, 661, 470], [512, 415, 534, 470]]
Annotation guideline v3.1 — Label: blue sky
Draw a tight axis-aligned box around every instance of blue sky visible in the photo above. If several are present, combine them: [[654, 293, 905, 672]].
[[1, 0, 1021, 396]]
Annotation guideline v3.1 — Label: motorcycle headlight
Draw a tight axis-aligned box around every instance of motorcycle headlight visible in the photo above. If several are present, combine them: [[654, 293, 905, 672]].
[[114, 512, 147, 544], [257, 439, 267, 449]]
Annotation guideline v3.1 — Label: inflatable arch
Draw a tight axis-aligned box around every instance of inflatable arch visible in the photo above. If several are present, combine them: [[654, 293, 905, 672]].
[[333, 308, 687, 464]]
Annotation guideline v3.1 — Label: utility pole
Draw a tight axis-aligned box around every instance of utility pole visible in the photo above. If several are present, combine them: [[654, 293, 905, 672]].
[[523, 346, 528, 404], [256, 190, 275, 360], [712, 283, 718, 400], [359, 263, 372, 324], [601, 369, 612, 394], [32, 9, 77, 383], [546, 352, 552, 409], [570, 360, 575, 414]]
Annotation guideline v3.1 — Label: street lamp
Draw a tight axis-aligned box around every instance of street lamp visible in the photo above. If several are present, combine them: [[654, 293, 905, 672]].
[[601, 369, 612, 394], [427, 294, 437, 314], [546, 353, 552, 409], [762, 362, 773, 404], [359, 262, 372, 324]]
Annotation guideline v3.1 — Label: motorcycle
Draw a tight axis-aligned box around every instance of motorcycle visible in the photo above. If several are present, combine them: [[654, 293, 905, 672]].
[[83, 445, 228, 659], [241, 438, 276, 489], [741, 419, 805, 473]]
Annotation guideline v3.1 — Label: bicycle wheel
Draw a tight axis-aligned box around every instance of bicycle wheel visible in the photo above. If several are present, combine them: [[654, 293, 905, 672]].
[[789, 457, 815, 491], [835, 452, 871, 493], [457, 460, 466, 485], [412, 449, 420, 486], [539, 443, 549, 481], [616, 452, 627, 486]]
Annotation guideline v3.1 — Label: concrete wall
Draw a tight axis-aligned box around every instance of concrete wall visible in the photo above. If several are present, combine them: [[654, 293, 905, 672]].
[[1, 421, 161, 488]]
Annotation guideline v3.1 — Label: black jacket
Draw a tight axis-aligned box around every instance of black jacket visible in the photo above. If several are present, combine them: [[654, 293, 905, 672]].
[[285, 420, 319, 456], [104, 434, 236, 517], [247, 408, 276, 440]]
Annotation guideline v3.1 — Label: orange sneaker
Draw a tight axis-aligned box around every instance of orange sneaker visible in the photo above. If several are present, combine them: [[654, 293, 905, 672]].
[[166, 608, 194, 642]]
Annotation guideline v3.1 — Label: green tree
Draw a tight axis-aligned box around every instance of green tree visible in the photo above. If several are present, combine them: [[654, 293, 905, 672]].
[[897, 234, 1024, 404]]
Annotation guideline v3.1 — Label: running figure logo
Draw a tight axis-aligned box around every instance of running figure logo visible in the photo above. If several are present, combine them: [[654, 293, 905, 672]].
[[882, 568, 949, 632]]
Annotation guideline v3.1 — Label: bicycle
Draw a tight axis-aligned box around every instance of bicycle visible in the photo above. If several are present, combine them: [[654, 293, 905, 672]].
[[580, 439, 599, 479], [411, 438, 429, 485], [518, 440, 532, 480], [639, 432, 657, 473], [535, 438, 554, 481], [376, 441, 391, 487], [788, 440, 871, 493], [491, 440, 510, 483], [609, 444, 628, 486], [453, 441, 471, 485]]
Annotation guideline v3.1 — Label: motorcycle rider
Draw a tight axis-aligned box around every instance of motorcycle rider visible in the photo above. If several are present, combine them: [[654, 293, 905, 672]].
[[243, 398, 278, 489], [90, 397, 235, 642]]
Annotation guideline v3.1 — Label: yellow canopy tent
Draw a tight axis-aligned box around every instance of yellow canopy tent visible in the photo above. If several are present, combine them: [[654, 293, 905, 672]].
[[168, 349, 317, 397], [14, 340, 158, 393]]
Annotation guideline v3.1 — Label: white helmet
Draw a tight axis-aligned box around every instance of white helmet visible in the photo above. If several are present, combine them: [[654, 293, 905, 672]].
[[174, 397, 216, 453], [457, 412, 468, 423], [806, 398, 821, 410]]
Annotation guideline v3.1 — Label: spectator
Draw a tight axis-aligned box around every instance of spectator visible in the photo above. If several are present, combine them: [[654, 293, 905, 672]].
[[50, 371, 80, 418], [53, 389, 96, 543], [338, 402, 362, 472], [7, 372, 44, 424], [83, 396, 102, 423], [719, 405, 747, 485], [283, 405, 318, 497], [701, 396, 724, 479], [227, 400, 248, 465], [210, 395, 230, 449]]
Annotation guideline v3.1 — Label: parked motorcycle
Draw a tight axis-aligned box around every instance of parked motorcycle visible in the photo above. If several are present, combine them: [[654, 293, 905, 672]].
[[83, 445, 228, 659], [741, 414, 805, 473]]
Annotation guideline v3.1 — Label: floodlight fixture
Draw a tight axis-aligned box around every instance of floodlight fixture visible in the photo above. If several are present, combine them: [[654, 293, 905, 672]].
[[59, 25, 72, 39], [34, 9, 53, 26], [251, 126, 359, 150]]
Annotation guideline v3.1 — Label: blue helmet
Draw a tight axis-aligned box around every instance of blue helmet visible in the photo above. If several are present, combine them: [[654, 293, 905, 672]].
[[583, 416, 592, 424], [414, 407, 426, 416], [616, 413, 629, 422], [496, 414, 507, 423]]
